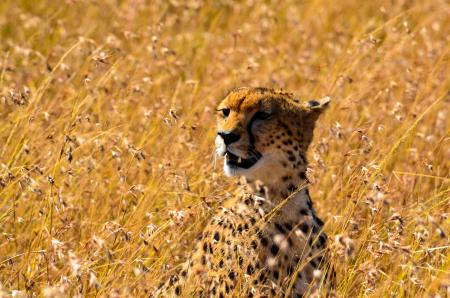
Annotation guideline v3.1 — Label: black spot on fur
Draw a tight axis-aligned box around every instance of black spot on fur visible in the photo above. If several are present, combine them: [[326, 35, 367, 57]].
[[313, 225, 319, 234], [282, 175, 291, 182], [299, 222, 309, 234], [299, 152, 307, 163], [271, 244, 279, 255], [318, 234, 327, 247], [247, 264, 254, 275], [213, 232, 220, 241], [238, 256, 244, 266], [299, 172, 307, 180], [259, 271, 268, 282], [260, 237, 269, 246], [175, 285, 181, 295], [273, 270, 279, 279], [228, 271, 235, 280], [288, 184, 297, 192], [275, 223, 285, 233], [299, 208, 309, 216], [313, 213, 325, 226]]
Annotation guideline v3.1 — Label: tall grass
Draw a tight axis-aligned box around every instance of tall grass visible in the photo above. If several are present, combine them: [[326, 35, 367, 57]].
[[0, 0, 448, 297]]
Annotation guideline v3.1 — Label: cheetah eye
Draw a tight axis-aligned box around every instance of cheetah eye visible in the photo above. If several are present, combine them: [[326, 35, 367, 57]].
[[254, 111, 272, 120], [217, 108, 230, 118]]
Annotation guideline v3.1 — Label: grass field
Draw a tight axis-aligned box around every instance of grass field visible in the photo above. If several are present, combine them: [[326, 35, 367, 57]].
[[0, 0, 449, 297]]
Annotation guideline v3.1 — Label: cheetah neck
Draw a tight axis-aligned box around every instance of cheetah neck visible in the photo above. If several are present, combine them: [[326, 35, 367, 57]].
[[239, 167, 324, 233], [240, 178, 316, 229], [244, 167, 311, 206]]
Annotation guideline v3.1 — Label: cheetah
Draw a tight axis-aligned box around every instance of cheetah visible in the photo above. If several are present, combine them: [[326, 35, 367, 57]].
[[155, 87, 334, 297]]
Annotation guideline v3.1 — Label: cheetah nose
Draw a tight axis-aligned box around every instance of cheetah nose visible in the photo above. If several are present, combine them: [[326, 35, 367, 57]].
[[218, 131, 240, 145]]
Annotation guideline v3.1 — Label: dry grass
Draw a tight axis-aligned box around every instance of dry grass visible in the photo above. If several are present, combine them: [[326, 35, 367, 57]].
[[0, 0, 449, 297]]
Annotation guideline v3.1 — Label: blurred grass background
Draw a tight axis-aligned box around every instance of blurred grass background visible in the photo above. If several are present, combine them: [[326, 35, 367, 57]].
[[0, 0, 449, 296]]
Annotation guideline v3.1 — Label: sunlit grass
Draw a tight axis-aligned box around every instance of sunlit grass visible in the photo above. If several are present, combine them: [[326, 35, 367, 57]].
[[0, 0, 448, 297]]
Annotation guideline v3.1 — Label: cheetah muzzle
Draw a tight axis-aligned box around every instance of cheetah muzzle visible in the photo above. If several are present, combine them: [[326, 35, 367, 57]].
[[224, 150, 262, 169]]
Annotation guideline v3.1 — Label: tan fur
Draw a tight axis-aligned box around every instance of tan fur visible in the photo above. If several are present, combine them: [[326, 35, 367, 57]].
[[155, 87, 333, 297]]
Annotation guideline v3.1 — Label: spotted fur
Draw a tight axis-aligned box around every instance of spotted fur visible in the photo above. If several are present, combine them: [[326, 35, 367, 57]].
[[155, 87, 333, 297]]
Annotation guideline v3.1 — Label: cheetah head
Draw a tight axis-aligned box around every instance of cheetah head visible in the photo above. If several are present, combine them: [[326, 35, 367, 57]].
[[215, 87, 329, 181]]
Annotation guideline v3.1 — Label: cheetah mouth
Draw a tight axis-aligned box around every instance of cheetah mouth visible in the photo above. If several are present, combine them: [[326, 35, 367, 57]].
[[225, 151, 261, 169]]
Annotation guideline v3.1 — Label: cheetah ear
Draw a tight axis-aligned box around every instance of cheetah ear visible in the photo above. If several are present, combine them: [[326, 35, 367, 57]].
[[307, 96, 330, 111], [304, 96, 330, 123]]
